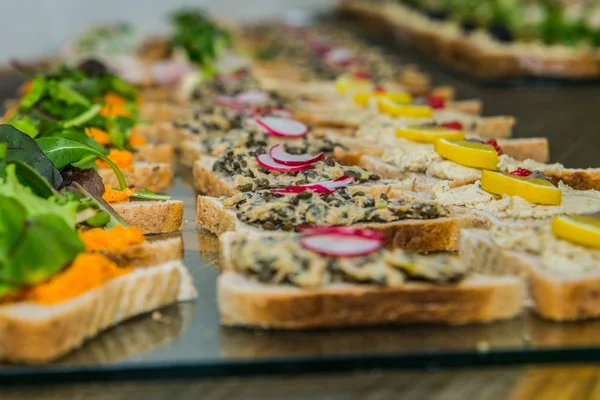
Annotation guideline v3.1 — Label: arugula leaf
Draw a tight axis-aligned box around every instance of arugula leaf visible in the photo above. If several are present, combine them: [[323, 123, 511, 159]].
[[48, 81, 91, 108], [109, 76, 137, 100], [4, 115, 40, 138], [0, 195, 26, 267], [36, 136, 128, 190], [0, 164, 78, 227], [130, 188, 171, 201], [62, 104, 101, 128], [0, 124, 62, 188], [0, 142, 6, 159], [11, 160, 55, 198], [71, 182, 125, 229], [107, 115, 136, 149], [20, 77, 46, 109], [44, 127, 108, 154]]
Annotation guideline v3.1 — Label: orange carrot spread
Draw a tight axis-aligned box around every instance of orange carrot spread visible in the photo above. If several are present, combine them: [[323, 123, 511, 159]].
[[95, 149, 133, 169], [80, 225, 145, 251], [102, 184, 135, 204], [128, 131, 147, 147], [24, 253, 131, 305], [101, 92, 131, 117], [19, 80, 32, 95], [85, 127, 111, 146]]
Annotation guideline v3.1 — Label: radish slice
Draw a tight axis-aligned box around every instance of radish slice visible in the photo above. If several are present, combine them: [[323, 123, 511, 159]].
[[256, 154, 311, 172], [256, 117, 307, 138], [269, 144, 324, 166], [300, 233, 383, 257], [298, 226, 386, 241], [324, 48, 356, 66], [151, 60, 195, 85], [269, 176, 355, 194], [235, 90, 270, 105], [215, 96, 246, 110]]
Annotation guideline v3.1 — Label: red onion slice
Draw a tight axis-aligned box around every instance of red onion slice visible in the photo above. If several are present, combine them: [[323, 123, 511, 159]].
[[269, 176, 355, 194], [256, 154, 312, 172], [300, 233, 383, 257], [298, 226, 386, 241], [269, 144, 324, 166], [256, 117, 308, 137], [235, 90, 270, 105]]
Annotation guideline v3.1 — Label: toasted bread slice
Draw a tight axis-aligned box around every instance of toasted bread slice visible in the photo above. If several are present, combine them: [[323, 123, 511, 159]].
[[460, 229, 600, 321], [133, 143, 175, 164], [217, 232, 524, 328], [111, 200, 184, 234], [196, 195, 487, 252], [99, 236, 184, 267], [0, 260, 195, 363], [139, 101, 193, 122], [135, 122, 182, 145], [99, 162, 173, 192], [217, 272, 524, 328]]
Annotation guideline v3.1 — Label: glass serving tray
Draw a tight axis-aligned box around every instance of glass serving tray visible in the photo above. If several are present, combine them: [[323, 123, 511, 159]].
[[3, 176, 600, 386]]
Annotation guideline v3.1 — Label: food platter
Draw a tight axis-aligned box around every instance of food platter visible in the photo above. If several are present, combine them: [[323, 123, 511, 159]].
[[0, 177, 600, 385]]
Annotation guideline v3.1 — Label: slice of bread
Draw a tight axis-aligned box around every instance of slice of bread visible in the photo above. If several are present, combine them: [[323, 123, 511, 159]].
[[133, 143, 175, 164], [135, 122, 182, 145], [0, 260, 196, 363], [111, 200, 184, 234], [99, 162, 173, 192], [460, 229, 600, 321], [196, 195, 488, 252], [217, 231, 525, 328]]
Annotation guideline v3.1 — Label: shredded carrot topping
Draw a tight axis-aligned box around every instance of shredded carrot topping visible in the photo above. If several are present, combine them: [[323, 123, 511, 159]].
[[85, 127, 111, 146], [128, 131, 147, 147], [95, 148, 133, 169], [3, 105, 17, 119], [101, 92, 131, 117], [23, 253, 131, 305], [79, 225, 145, 251], [102, 184, 135, 204]]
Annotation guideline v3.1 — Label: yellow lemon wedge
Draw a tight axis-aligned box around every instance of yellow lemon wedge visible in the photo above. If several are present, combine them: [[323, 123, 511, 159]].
[[377, 97, 433, 118], [335, 74, 373, 94], [396, 125, 465, 143], [551, 215, 600, 249], [480, 169, 562, 205], [353, 91, 412, 107], [434, 139, 498, 170]]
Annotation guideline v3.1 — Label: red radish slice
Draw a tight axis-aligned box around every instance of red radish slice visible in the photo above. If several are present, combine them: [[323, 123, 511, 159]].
[[256, 117, 307, 138], [298, 226, 386, 241], [215, 96, 246, 110], [300, 233, 383, 257], [256, 154, 311, 172], [235, 90, 270, 105], [324, 48, 356, 66], [269, 144, 324, 166], [269, 176, 355, 194], [151, 60, 195, 85]]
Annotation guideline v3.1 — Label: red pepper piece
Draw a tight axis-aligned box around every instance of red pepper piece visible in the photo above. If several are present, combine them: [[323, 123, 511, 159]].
[[427, 95, 445, 109], [509, 167, 533, 177], [485, 138, 503, 155], [440, 120, 463, 130]]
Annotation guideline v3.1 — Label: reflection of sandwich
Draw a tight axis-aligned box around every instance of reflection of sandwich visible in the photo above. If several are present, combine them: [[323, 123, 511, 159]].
[[61, 302, 195, 365], [461, 213, 600, 321], [218, 231, 524, 329]]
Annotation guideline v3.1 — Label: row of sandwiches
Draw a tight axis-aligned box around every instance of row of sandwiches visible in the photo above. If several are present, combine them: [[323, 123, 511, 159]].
[[338, 0, 600, 79], [3, 8, 600, 363]]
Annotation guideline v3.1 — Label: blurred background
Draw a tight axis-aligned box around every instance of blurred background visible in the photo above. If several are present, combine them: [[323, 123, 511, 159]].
[[0, 0, 334, 64]]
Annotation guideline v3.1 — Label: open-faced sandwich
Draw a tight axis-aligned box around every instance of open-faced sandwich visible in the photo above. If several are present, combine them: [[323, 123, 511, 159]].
[[218, 229, 525, 328], [0, 131, 195, 363]]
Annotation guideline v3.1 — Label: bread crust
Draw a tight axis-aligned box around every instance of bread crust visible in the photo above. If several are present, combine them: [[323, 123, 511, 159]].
[[112, 200, 184, 234], [197, 195, 487, 252], [133, 143, 175, 164], [99, 162, 173, 193], [217, 272, 524, 328], [0, 261, 195, 363]]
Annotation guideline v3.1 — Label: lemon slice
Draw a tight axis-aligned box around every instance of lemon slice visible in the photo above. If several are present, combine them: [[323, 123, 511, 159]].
[[335, 74, 373, 94], [480, 169, 562, 205], [353, 91, 412, 107], [552, 215, 600, 249], [397, 125, 465, 143], [377, 97, 433, 118], [434, 139, 498, 170]]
